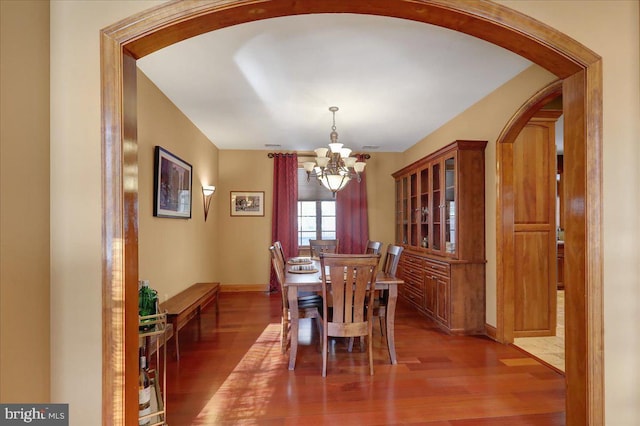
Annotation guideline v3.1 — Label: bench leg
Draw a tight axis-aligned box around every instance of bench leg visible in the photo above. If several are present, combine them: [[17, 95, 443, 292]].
[[197, 306, 202, 340], [170, 318, 180, 361], [175, 329, 180, 361]]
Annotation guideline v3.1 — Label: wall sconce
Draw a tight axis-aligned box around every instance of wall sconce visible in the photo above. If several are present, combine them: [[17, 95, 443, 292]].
[[202, 185, 216, 221]]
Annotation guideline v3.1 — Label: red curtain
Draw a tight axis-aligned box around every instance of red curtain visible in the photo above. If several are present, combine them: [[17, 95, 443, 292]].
[[270, 153, 299, 292], [336, 155, 369, 254]]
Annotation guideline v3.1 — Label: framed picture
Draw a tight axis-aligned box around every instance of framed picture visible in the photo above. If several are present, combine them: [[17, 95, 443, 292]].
[[230, 191, 264, 216], [153, 146, 193, 218]]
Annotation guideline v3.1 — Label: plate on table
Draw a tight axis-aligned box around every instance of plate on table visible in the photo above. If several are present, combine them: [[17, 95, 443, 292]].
[[288, 265, 319, 274], [288, 257, 312, 265]]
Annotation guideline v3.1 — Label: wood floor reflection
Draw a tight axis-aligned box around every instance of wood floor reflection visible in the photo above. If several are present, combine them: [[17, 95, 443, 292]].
[[161, 292, 565, 425]]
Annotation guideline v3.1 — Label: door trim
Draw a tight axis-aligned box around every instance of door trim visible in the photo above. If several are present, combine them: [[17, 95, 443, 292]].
[[100, 2, 603, 425]]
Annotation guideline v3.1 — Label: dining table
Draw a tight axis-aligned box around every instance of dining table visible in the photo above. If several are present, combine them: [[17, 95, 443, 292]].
[[283, 257, 405, 370]]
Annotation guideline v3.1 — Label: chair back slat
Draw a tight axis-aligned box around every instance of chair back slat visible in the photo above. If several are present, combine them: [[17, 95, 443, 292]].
[[310, 239, 339, 257], [269, 245, 288, 309], [273, 241, 286, 268], [382, 244, 404, 275], [364, 240, 383, 255]]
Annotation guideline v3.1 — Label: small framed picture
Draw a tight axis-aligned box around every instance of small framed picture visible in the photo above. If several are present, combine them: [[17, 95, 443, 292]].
[[153, 146, 193, 218], [230, 191, 264, 217]]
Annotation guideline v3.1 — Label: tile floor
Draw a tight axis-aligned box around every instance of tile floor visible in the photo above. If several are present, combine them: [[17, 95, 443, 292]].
[[513, 290, 565, 372]]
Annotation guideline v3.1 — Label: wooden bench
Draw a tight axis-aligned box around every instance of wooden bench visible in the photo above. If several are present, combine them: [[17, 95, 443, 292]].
[[159, 282, 220, 360]]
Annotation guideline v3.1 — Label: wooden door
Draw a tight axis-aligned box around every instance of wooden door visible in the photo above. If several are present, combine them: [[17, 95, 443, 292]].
[[512, 110, 561, 337]]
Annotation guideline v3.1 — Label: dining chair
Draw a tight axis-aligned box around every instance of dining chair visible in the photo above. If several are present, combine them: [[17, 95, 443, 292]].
[[374, 244, 404, 335], [274, 240, 321, 301], [273, 240, 286, 266], [269, 246, 323, 354], [364, 240, 383, 255], [343, 240, 381, 352], [309, 239, 339, 258], [319, 253, 380, 376]]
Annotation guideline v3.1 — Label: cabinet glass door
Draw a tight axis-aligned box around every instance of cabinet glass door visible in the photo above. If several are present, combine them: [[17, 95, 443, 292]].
[[396, 177, 408, 245], [409, 172, 418, 246], [419, 167, 429, 249], [431, 161, 441, 251], [444, 155, 456, 254]]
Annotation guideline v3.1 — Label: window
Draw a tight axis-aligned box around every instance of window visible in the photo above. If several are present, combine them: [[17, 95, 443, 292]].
[[298, 201, 336, 246], [297, 168, 336, 246]]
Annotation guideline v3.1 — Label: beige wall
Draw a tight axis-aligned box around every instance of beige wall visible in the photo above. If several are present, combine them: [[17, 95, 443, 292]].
[[503, 3, 640, 423], [217, 150, 401, 288], [217, 150, 273, 287], [137, 70, 220, 301], [0, 0, 633, 424], [401, 65, 558, 326], [0, 0, 50, 402], [400, 1, 640, 423], [365, 152, 404, 249], [49, 0, 164, 423]]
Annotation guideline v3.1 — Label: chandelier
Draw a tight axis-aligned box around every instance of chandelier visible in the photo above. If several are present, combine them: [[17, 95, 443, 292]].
[[302, 106, 367, 196]]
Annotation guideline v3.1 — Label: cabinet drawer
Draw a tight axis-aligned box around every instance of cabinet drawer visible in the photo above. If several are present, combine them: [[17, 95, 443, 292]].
[[402, 283, 424, 308], [405, 279, 424, 296], [400, 256, 424, 280], [402, 253, 425, 268], [401, 268, 422, 284], [425, 258, 450, 278]]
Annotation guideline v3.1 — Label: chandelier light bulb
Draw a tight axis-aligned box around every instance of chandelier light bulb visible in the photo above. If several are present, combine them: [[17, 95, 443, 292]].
[[328, 142, 343, 153], [314, 147, 329, 158]]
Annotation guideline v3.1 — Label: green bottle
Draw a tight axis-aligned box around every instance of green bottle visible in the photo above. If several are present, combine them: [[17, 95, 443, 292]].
[[139, 280, 158, 331]]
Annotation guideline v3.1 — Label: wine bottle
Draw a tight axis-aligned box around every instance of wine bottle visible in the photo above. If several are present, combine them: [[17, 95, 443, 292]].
[[138, 347, 151, 425]]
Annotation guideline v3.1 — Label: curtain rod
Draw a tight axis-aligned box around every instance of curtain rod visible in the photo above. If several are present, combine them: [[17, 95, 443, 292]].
[[267, 152, 371, 159]]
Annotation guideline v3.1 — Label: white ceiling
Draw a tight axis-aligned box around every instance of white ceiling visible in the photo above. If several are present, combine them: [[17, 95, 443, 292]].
[[137, 13, 532, 153]]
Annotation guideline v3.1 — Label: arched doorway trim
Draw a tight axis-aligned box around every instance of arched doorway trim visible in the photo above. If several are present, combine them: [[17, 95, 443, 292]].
[[100, 1, 603, 425], [496, 80, 564, 148]]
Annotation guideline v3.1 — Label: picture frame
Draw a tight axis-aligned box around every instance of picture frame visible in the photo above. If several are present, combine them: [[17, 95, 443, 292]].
[[230, 191, 264, 217], [153, 146, 193, 218]]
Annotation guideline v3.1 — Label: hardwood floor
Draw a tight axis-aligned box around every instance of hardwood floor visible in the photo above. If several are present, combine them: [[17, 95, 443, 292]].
[[158, 292, 565, 425]]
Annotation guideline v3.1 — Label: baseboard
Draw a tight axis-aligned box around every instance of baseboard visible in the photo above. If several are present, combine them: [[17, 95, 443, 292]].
[[220, 284, 267, 292], [485, 323, 497, 341]]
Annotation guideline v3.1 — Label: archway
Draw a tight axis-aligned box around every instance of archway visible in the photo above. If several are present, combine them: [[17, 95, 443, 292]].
[[100, 2, 602, 425]]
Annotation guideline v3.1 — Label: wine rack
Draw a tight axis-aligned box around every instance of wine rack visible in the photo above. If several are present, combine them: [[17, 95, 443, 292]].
[[139, 312, 168, 426]]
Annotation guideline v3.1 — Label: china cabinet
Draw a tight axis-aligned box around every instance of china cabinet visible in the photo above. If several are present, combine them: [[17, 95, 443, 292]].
[[393, 140, 486, 334]]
